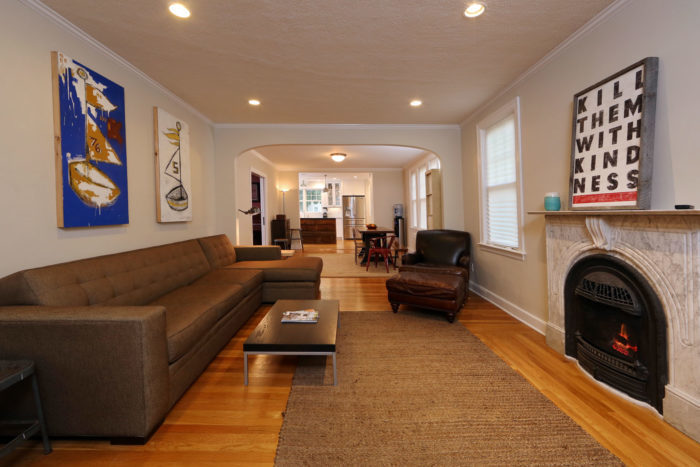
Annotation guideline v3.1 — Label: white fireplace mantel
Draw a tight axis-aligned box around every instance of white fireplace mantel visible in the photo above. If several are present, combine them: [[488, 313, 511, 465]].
[[539, 210, 700, 442]]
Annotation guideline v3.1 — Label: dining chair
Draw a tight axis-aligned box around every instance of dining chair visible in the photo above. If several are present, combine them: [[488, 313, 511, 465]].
[[353, 228, 365, 264], [366, 234, 396, 272]]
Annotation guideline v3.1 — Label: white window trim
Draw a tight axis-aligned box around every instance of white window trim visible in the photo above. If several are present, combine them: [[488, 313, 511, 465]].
[[476, 97, 526, 261], [407, 155, 440, 231]]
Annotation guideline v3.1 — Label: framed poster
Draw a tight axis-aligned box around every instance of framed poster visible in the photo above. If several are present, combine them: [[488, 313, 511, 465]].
[[569, 57, 658, 210], [154, 107, 192, 222], [52, 51, 128, 227]]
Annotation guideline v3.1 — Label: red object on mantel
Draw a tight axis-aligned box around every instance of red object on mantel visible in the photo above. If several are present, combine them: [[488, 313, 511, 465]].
[[612, 323, 638, 357], [573, 191, 638, 204]]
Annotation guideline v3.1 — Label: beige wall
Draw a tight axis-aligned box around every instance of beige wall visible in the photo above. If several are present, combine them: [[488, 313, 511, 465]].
[[367, 170, 404, 229], [461, 0, 700, 332], [214, 125, 463, 244], [0, 1, 217, 278]]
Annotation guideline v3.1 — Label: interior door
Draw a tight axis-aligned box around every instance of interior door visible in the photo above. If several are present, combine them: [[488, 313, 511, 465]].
[[251, 172, 267, 245]]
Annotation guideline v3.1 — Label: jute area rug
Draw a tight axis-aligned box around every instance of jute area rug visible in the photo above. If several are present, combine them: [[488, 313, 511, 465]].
[[275, 311, 621, 466], [317, 253, 395, 278]]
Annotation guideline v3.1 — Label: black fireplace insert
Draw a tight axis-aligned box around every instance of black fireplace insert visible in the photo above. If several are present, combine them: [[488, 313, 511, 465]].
[[564, 254, 667, 412]]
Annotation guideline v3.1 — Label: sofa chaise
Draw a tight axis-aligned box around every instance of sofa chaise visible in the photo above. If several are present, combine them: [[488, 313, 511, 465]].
[[0, 234, 321, 443]]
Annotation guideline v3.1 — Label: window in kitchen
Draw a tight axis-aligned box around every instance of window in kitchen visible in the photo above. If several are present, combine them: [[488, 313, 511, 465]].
[[476, 97, 525, 260], [299, 189, 323, 215]]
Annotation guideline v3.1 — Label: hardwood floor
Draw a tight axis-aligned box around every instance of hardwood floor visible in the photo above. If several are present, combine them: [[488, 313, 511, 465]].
[[8, 241, 700, 466]]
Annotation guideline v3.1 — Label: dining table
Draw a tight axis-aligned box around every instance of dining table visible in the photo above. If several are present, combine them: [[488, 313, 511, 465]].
[[357, 226, 395, 265]]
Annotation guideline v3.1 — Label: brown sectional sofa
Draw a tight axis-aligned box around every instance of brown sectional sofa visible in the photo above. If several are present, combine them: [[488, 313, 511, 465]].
[[0, 234, 321, 442]]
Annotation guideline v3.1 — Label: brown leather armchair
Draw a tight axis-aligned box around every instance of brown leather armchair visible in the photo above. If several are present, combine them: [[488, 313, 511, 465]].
[[386, 230, 471, 322]]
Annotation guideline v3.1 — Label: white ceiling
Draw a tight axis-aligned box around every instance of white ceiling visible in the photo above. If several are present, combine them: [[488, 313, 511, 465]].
[[252, 144, 430, 171], [40, 0, 614, 125]]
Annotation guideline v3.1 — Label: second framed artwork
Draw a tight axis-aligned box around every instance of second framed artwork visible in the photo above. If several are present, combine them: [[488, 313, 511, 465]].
[[154, 107, 192, 222], [569, 57, 658, 210]]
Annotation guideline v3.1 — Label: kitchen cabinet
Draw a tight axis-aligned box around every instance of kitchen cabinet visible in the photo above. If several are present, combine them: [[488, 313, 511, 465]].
[[326, 181, 342, 207]]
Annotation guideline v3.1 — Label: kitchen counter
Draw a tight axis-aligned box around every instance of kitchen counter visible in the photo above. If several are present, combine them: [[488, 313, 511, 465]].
[[300, 218, 337, 244]]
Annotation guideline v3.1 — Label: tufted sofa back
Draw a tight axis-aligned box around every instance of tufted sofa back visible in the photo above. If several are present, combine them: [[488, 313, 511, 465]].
[[0, 239, 211, 307], [197, 234, 238, 268]]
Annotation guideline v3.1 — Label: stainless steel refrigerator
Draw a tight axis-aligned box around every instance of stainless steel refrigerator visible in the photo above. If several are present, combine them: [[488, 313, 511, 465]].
[[342, 195, 365, 239]]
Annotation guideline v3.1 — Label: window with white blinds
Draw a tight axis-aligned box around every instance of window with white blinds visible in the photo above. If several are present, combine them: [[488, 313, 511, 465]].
[[477, 97, 524, 258]]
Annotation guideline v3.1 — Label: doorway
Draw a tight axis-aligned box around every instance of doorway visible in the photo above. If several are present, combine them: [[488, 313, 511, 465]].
[[251, 172, 266, 245]]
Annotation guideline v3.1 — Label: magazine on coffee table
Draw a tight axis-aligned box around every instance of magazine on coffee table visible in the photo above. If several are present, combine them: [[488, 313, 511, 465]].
[[281, 309, 319, 323]]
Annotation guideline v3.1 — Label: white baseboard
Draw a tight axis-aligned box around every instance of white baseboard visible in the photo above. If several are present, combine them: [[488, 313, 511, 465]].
[[469, 282, 547, 335]]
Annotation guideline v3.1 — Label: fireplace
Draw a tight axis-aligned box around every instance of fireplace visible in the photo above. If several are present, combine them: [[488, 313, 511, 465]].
[[543, 212, 700, 442], [564, 254, 667, 412]]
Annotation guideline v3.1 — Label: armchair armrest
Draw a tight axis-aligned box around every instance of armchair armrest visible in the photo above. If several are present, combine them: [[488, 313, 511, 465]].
[[0, 305, 169, 438], [234, 245, 282, 261]]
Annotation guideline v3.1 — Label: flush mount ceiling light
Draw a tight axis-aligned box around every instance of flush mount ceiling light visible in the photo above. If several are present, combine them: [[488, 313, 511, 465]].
[[410, 99, 423, 107], [330, 153, 346, 162], [248, 99, 261, 106], [464, 2, 485, 18], [168, 3, 191, 18]]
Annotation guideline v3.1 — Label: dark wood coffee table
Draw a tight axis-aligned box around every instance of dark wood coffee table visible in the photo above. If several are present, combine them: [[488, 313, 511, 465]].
[[243, 299, 339, 385]]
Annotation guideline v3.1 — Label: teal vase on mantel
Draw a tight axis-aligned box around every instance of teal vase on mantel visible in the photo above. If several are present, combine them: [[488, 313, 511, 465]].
[[544, 192, 561, 211]]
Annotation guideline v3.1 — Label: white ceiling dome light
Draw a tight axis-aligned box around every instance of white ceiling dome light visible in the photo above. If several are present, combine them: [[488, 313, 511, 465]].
[[330, 153, 347, 162]]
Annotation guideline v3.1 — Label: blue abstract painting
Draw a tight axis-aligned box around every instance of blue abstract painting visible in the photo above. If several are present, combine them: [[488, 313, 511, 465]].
[[53, 51, 128, 227]]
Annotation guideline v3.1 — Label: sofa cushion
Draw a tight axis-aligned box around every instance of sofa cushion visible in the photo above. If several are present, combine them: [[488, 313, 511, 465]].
[[11, 240, 211, 307], [150, 283, 246, 363], [226, 257, 322, 282], [197, 235, 237, 268], [386, 271, 464, 301], [192, 268, 264, 295]]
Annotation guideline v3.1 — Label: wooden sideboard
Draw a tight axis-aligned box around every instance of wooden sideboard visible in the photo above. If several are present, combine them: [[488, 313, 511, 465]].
[[300, 218, 336, 244]]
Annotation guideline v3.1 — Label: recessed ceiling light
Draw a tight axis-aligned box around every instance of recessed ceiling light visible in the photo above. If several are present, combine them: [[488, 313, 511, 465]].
[[248, 99, 261, 106], [464, 2, 485, 18], [169, 3, 190, 18], [410, 99, 422, 107]]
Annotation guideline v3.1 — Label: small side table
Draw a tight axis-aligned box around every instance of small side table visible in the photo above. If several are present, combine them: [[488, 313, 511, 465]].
[[0, 360, 51, 458]]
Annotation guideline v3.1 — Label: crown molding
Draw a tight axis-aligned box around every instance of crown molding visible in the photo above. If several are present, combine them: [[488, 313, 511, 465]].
[[20, 0, 213, 126], [459, 0, 633, 127], [214, 123, 460, 131]]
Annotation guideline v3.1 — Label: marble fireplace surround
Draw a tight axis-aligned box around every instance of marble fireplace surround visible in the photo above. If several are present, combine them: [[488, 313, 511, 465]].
[[543, 210, 700, 442]]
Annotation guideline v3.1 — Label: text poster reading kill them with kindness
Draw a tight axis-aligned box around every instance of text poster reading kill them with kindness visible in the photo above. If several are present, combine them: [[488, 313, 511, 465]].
[[569, 58, 658, 210]]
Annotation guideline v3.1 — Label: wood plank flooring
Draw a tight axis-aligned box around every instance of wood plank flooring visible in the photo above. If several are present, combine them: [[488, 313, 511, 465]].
[[7, 241, 700, 466]]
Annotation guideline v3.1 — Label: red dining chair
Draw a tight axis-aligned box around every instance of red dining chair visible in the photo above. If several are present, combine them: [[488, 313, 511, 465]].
[[366, 234, 396, 272]]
